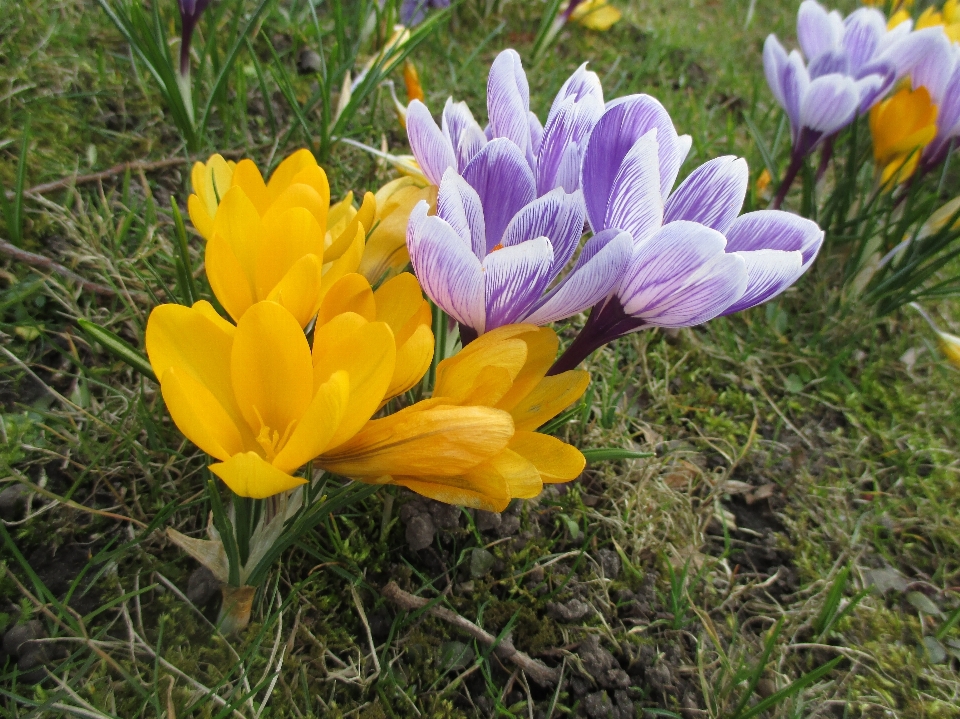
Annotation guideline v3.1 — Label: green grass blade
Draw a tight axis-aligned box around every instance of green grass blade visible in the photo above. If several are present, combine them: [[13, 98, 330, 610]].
[[77, 319, 156, 382], [734, 657, 843, 719], [582, 448, 654, 462]]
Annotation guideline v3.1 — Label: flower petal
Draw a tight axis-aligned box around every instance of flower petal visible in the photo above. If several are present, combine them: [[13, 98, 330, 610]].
[[319, 403, 514, 478], [318, 273, 377, 326], [487, 49, 533, 160], [462, 138, 537, 252], [407, 100, 457, 185], [797, 0, 843, 60], [663, 156, 748, 234], [618, 221, 748, 327], [724, 210, 824, 269], [254, 206, 325, 300], [210, 451, 306, 499], [501, 187, 586, 273], [207, 231, 256, 323], [763, 35, 790, 109], [265, 254, 325, 328], [525, 228, 632, 325], [160, 367, 244, 461], [493, 326, 557, 412], [722, 249, 804, 315], [483, 237, 555, 330], [407, 202, 486, 331], [265, 149, 320, 201], [273, 370, 350, 473], [442, 98, 488, 171], [437, 169, 486, 259], [604, 129, 663, 242], [231, 301, 314, 440], [509, 370, 590, 431], [509, 431, 585, 483], [395, 477, 510, 512], [800, 74, 858, 136], [230, 159, 270, 215], [319, 224, 365, 304]]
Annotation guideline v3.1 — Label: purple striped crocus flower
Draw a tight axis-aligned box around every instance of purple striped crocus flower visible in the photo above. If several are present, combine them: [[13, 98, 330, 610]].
[[406, 49, 605, 195], [549, 94, 824, 373], [178, 0, 212, 77], [406, 140, 632, 341], [911, 29, 960, 170]]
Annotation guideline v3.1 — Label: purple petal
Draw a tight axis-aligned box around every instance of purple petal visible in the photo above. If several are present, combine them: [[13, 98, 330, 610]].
[[807, 49, 849, 79], [407, 202, 485, 330], [502, 188, 586, 273], [538, 89, 604, 194], [663, 156, 747, 234], [604, 129, 664, 244], [936, 64, 960, 141], [547, 63, 604, 123], [442, 98, 487, 171], [525, 229, 632, 324], [617, 221, 748, 327], [722, 250, 804, 315], [797, 0, 843, 60], [854, 73, 888, 114], [529, 111, 544, 156], [581, 94, 686, 229], [842, 8, 886, 75], [782, 52, 810, 138], [407, 100, 457, 186], [800, 73, 858, 136], [462, 139, 537, 253], [724, 210, 824, 269], [487, 49, 532, 158], [482, 238, 554, 329], [879, 27, 946, 81], [764, 35, 789, 108], [437, 169, 487, 260], [911, 31, 957, 103]]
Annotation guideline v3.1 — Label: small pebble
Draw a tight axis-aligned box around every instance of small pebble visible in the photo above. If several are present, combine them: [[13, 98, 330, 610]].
[[3, 620, 44, 658], [0, 485, 28, 521], [296, 48, 322, 75], [186, 566, 221, 607]]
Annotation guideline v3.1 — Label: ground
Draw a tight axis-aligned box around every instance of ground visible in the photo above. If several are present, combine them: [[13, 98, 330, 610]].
[[1, 0, 960, 717]]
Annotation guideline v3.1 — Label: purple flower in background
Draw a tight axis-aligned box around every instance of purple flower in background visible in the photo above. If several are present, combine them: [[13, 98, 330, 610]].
[[406, 141, 632, 340], [549, 94, 824, 374], [406, 49, 604, 195], [178, 0, 212, 76], [400, 0, 450, 27], [911, 30, 960, 169]]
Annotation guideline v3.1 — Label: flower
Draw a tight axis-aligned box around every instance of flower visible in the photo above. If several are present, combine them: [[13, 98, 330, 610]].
[[400, 0, 450, 26], [358, 176, 437, 284], [550, 95, 824, 373], [869, 85, 938, 184], [907, 29, 960, 168], [320, 324, 588, 510], [916, 0, 960, 43], [567, 0, 622, 30], [406, 50, 604, 195], [178, 0, 212, 76], [911, 302, 960, 369], [406, 155, 631, 339], [145, 299, 402, 499], [188, 154, 236, 238]]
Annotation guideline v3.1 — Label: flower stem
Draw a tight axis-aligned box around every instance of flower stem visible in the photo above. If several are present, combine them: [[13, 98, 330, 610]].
[[218, 585, 256, 635], [772, 151, 804, 210]]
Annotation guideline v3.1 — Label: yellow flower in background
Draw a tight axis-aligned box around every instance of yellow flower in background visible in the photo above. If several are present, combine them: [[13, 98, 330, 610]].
[[916, 0, 960, 42], [887, 8, 911, 27], [569, 0, 622, 30], [869, 85, 938, 186], [911, 302, 960, 369], [755, 169, 772, 197], [321, 324, 589, 511], [146, 299, 400, 499], [404, 60, 424, 104], [358, 176, 438, 283], [316, 272, 434, 401], [188, 154, 236, 239]]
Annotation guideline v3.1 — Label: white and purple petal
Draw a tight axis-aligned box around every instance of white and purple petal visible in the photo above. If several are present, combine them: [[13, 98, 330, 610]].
[[663, 156, 748, 234], [538, 91, 604, 194], [482, 237, 554, 329], [525, 229, 632, 324], [462, 138, 537, 253], [807, 49, 849, 79], [501, 188, 586, 273], [781, 52, 810, 137], [722, 249, 804, 315], [603, 129, 663, 243], [763, 35, 790, 108], [442, 98, 487, 171], [842, 7, 886, 76], [547, 63, 604, 124], [724, 210, 823, 270], [436, 169, 487, 260], [487, 49, 533, 159], [406, 100, 457, 186], [407, 202, 485, 331], [800, 73, 858, 136], [618, 221, 748, 327]]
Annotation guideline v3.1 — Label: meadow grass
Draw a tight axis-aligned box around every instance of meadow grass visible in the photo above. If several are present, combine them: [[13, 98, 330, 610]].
[[1, 0, 960, 717]]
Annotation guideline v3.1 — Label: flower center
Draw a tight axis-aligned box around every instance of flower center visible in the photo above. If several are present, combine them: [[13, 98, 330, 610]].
[[252, 407, 297, 461], [490, 243, 504, 252]]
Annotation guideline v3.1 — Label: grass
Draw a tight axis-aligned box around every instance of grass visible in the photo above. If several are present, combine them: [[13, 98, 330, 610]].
[[2, 0, 960, 716]]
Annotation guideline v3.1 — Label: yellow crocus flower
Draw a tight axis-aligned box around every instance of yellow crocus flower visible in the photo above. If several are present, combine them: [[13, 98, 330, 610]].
[[320, 325, 589, 510], [316, 272, 434, 400], [916, 1, 960, 42], [188, 154, 236, 240], [869, 85, 938, 186], [569, 0, 622, 30], [146, 298, 404, 499], [358, 176, 438, 284]]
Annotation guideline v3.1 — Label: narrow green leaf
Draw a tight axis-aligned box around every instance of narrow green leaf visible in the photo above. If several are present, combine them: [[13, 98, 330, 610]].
[[733, 657, 842, 719], [582, 448, 654, 463], [169, 197, 197, 305], [77, 319, 156, 382]]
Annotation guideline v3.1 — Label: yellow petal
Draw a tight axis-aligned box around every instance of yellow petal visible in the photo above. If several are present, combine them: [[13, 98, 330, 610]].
[[495, 327, 558, 412], [191, 155, 235, 225], [146, 303, 246, 433], [266, 254, 325, 328], [312, 312, 369, 375], [316, 321, 397, 450], [206, 231, 256, 323], [210, 451, 307, 499], [230, 159, 270, 216], [388, 323, 434, 399], [395, 476, 510, 512], [254, 206, 325, 298], [265, 149, 319, 201], [510, 370, 590, 431], [317, 273, 377, 327], [191, 300, 236, 338], [359, 184, 436, 282], [231, 301, 314, 440], [289, 164, 331, 213], [273, 370, 350, 473], [211, 186, 262, 280], [481, 448, 541, 499], [327, 192, 376, 262], [265, 183, 329, 237], [187, 194, 215, 242], [160, 367, 245, 461], [326, 192, 356, 239], [572, 0, 622, 30], [373, 273, 427, 342], [434, 337, 528, 405], [509, 431, 585, 483], [318, 224, 365, 303], [319, 403, 514, 478]]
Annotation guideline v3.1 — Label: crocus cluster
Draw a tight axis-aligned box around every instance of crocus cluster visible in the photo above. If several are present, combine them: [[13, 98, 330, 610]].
[[160, 148, 586, 511], [404, 49, 824, 373]]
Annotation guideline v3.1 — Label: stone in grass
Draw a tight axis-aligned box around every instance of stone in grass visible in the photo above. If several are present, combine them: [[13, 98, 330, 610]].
[[0, 484, 28, 521], [399, 497, 464, 551], [577, 635, 630, 689], [438, 640, 474, 672], [470, 548, 495, 578], [296, 48, 323, 75], [583, 691, 614, 719], [3, 620, 44, 657], [405, 513, 436, 551], [597, 548, 621, 579], [186, 566, 221, 608], [547, 598, 591, 622], [475, 510, 502, 533]]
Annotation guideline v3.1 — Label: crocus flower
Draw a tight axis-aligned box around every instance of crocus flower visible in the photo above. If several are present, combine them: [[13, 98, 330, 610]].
[[406, 49, 604, 195], [320, 324, 588, 510], [550, 94, 824, 373], [400, 0, 450, 26], [146, 299, 399, 499], [911, 302, 960, 369], [406, 152, 632, 340], [869, 85, 938, 185], [914, 0, 960, 43], [178, 0, 212, 76], [566, 0, 622, 31], [908, 29, 960, 168]]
